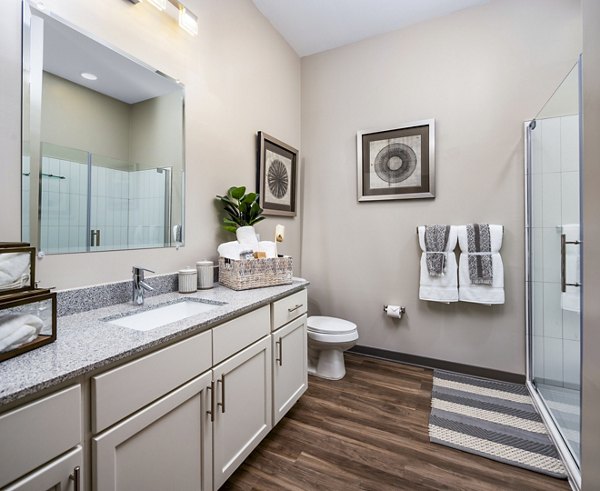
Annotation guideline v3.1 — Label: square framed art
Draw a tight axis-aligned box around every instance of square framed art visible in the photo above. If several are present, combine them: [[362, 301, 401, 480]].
[[257, 131, 298, 216], [356, 119, 435, 201]]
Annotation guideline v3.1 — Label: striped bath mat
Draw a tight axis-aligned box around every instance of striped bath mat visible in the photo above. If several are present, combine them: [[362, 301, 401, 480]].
[[428, 370, 567, 478]]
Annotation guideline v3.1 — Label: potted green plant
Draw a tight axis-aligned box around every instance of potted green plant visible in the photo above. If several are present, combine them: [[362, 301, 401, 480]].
[[216, 186, 265, 235]]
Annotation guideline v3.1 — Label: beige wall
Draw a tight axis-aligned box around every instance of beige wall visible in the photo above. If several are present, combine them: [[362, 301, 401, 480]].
[[300, 0, 581, 374], [0, 0, 301, 289], [581, 0, 600, 487], [42, 72, 131, 161]]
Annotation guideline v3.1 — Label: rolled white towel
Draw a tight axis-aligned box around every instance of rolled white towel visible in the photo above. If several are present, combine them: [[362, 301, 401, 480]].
[[0, 313, 44, 352], [217, 241, 243, 260], [0, 253, 30, 289]]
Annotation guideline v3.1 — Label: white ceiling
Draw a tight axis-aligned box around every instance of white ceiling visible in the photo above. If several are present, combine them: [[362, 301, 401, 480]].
[[252, 0, 490, 57], [36, 8, 181, 104]]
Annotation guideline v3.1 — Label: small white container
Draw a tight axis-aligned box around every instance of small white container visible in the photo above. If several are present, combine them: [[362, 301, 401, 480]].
[[178, 268, 197, 293], [196, 260, 214, 289]]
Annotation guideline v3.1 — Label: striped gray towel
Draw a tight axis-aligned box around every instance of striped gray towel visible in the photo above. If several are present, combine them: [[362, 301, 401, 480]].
[[425, 225, 450, 276], [467, 224, 493, 285]]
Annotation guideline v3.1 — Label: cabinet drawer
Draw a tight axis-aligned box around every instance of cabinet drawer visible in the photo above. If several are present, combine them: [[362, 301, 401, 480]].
[[213, 306, 270, 365], [0, 385, 81, 488], [271, 289, 307, 330], [92, 329, 212, 434]]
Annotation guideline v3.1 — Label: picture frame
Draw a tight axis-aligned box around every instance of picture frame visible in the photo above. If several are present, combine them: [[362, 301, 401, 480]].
[[356, 119, 435, 201], [257, 131, 298, 217]]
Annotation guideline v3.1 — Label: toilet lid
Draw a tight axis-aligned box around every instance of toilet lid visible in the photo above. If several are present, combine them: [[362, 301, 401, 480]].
[[307, 316, 357, 334]]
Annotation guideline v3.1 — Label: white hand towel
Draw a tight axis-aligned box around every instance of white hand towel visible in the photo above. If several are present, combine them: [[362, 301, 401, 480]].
[[561, 224, 580, 312], [418, 226, 458, 303], [235, 226, 259, 250], [0, 253, 30, 290], [0, 313, 44, 352]]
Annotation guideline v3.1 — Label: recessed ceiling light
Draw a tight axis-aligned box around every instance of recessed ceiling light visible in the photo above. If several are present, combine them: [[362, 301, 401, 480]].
[[80, 72, 98, 81]]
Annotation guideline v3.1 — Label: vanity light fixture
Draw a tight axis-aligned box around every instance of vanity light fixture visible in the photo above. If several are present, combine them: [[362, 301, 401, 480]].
[[177, 4, 198, 37], [147, 0, 167, 11], [128, 0, 198, 37], [80, 72, 98, 81]]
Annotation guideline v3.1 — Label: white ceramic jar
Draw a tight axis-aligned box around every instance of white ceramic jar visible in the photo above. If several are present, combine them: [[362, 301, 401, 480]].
[[196, 260, 214, 289], [178, 268, 197, 293]]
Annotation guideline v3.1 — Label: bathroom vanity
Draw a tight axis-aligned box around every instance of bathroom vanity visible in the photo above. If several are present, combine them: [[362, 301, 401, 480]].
[[0, 280, 308, 490]]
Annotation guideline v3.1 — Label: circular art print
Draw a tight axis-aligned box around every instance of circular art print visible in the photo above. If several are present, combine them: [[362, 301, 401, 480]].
[[373, 142, 417, 184], [264, 149, 292, 206]]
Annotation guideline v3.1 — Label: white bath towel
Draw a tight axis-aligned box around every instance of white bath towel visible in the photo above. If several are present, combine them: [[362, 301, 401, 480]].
[[235, 226, 259, 250], [457, 224, 503, 254], [561, 224, 580, 313], [456, 225, 505, 305], [258, 241, 277, 258], [418, 226, 458, 302], [0, 313, 44, 353], [0, 252, 30, 290]]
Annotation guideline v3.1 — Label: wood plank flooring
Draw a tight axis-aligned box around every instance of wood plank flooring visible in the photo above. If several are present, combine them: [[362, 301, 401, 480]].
[[223, 353, 571, 490]]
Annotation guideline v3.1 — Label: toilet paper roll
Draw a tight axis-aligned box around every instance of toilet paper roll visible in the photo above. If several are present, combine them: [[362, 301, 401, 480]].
[[385, 305, 403, 319]]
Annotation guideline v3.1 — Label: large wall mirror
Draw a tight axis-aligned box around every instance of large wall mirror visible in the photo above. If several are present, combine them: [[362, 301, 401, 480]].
[[22, 1, 185, 254]]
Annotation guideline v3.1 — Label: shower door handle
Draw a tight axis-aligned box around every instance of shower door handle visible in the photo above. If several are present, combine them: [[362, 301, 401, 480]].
[[561, 233, 581, 293]]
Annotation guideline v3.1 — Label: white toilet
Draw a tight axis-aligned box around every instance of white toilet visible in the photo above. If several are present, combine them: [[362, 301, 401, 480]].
[[307, 316, 359, 380]]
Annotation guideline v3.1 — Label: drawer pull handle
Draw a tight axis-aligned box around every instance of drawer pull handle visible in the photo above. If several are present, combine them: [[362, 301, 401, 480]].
[[206, 381, 215, 422], [217, 374, 226, 413], [276, 339, 283, 366], [288, 304, 303, 313], [70, 466, 81, 491]]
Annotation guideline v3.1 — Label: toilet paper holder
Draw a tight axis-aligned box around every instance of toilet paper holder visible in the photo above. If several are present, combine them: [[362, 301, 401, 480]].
[[383, 305, 406, 314]]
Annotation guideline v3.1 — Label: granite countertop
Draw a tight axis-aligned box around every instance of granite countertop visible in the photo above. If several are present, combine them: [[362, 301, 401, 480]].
[[0, 278, 309, 407]]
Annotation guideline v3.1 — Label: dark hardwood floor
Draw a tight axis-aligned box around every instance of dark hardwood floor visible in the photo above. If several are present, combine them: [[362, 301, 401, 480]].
[[223, 353, 571, 491]]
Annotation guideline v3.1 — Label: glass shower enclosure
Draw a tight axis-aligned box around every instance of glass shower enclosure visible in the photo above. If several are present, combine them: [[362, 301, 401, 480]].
[[525, 58, 582, 486]]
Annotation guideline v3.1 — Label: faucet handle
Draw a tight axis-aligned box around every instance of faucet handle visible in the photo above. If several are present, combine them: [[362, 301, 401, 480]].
[[132, 266, 156, 274]]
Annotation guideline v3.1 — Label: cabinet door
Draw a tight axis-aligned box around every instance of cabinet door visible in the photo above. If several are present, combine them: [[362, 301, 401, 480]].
[[93, 371, 212, 491], [212, 336, 272, 489], [273, 314, 308, 425], [4, 445, 83, 491]]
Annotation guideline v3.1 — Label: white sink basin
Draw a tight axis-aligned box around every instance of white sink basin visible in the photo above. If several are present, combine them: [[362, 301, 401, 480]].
[[107, 300, 222, 331]]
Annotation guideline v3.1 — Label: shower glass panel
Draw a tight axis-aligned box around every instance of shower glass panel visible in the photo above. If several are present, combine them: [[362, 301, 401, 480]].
[[37, 143, 170, 254], [527, 61, 581, 466]]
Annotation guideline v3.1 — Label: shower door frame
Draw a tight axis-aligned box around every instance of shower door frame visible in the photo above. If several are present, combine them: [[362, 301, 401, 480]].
[[523, 56, 583, 488]]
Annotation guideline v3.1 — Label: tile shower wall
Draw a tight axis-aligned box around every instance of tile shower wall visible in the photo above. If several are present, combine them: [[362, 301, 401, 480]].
[[531, 114, 581, 389], [40, 156, 166, 253], [40, 156, 88, 254]]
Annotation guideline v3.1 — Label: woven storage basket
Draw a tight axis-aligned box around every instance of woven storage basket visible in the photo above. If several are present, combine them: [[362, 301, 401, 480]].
[[219, 256, 293, 291]]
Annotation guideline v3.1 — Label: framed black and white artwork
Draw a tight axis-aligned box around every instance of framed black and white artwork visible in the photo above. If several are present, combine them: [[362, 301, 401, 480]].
[[257, 131, 298, 216], [357, 119, 435, 201]]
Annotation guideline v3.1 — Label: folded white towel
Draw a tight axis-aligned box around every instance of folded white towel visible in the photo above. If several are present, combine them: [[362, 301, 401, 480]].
[[0, 253, 30, 290], [0, 313, 44, 353], [561, 224, 580, 313], [418, 226, 458, 303], [235, 226, 259, 250], [217, 241, 244, 260], [458, 252, 505, 304]]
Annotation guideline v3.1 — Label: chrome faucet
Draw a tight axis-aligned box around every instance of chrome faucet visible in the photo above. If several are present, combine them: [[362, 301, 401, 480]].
[[132, 266, 155, 305]]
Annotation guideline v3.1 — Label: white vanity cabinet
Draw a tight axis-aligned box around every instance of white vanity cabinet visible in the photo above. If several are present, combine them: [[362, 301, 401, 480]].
[[0, 385, 82, 490], [212, 336, 272, 489], [272, 314, 308, 425], [93, 372, 213, 491]]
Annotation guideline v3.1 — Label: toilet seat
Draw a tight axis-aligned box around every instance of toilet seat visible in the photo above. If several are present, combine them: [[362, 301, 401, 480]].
[[307, 316, 357, 335]]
